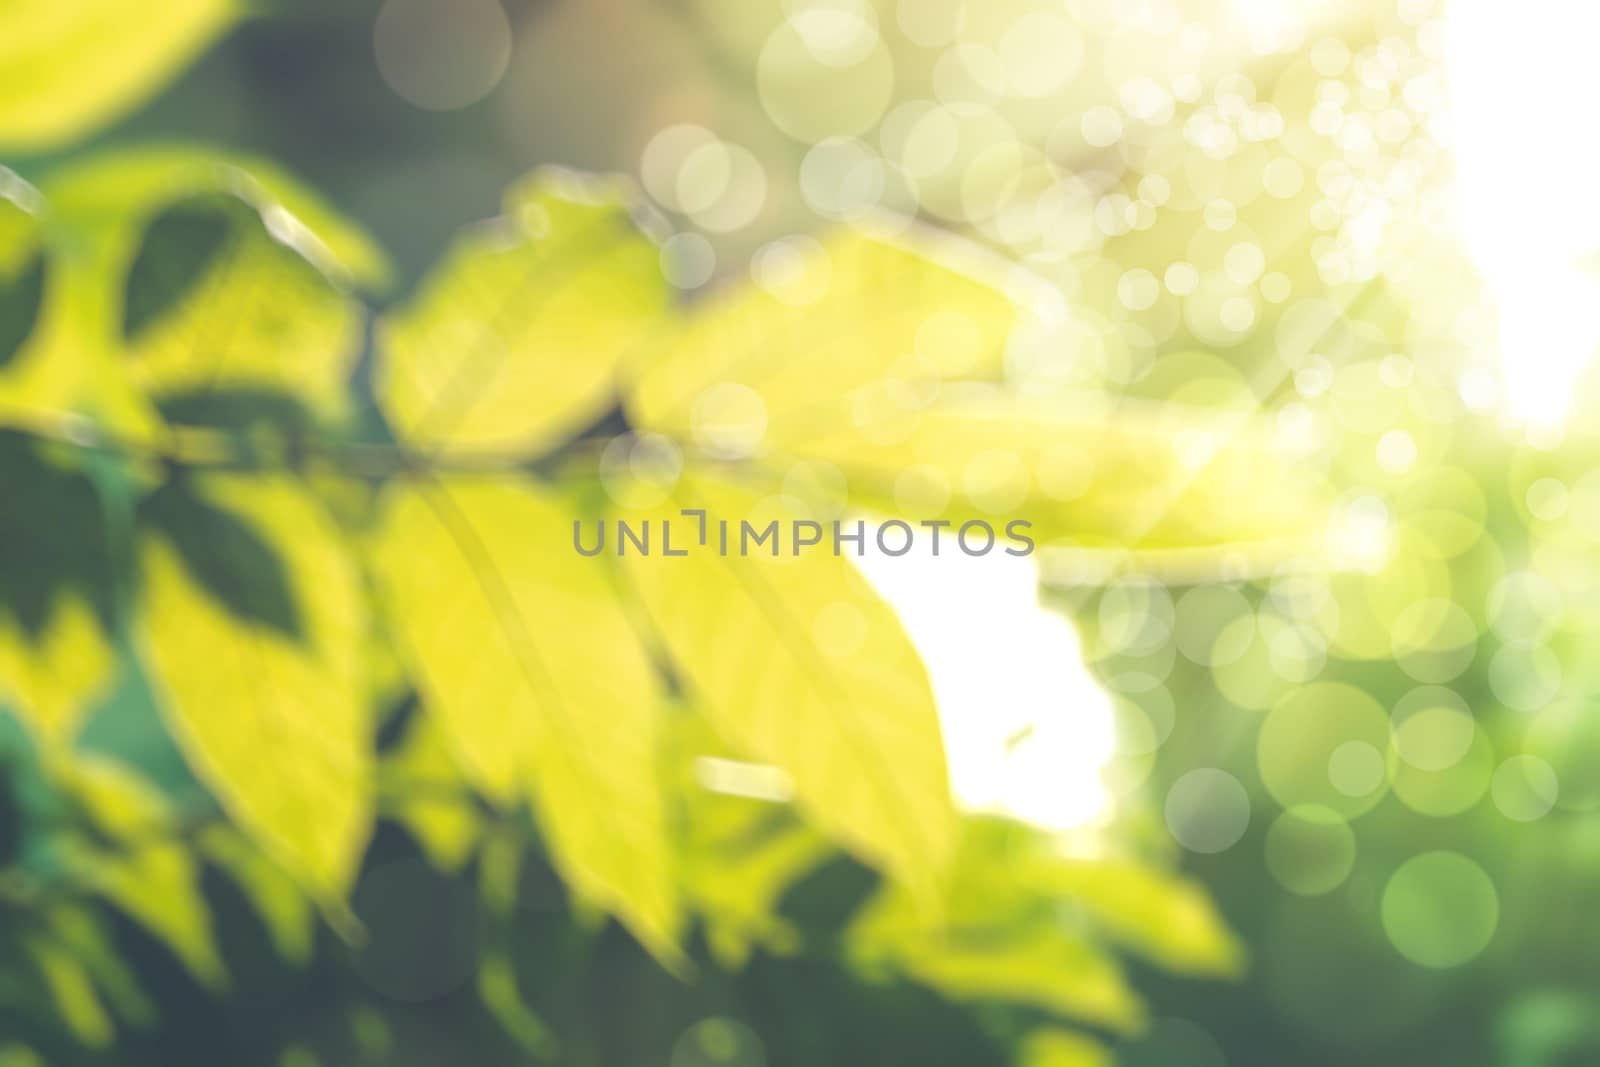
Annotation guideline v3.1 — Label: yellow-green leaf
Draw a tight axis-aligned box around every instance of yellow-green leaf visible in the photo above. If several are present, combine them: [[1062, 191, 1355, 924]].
[[5, 150, 385, 440], [0, 432, 116, 743], [116, 193, 365, 423], [847, 818, 1149, 1030], [1017, 1028, 1111, 1067], [198, 825, 315, 964], [43, 148, 389, 289], [377, 170, 667, 457], [782, 387, 1328, 573], [665, 708, 832, 967], [379, 708, 482, 873], [850, 878, 1144, 1031], [0, 178, 47, 367], [478, 949, 556, 1056], [41, 905, 156, 1026], [369, 477, 679, 959], [848, 815, 1241, 1031], [626, 222, 1024, 454], [0, 0, 236, 150], [58, 755, 223, 985], [0, 1045, 43, 1067], [25, 937, 113, 1048], [619, 469, 958, 894], [49, 153, 374, 425], [136, 474, 372, 898], [0, 595, 113, 742], [618, 215, 1322, 574], [1035, 856, 1246, 978], [952, 818, 1243, 978]]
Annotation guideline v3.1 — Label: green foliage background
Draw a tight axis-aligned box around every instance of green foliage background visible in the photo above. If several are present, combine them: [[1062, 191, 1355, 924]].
[[2, 2, 1598, 1067]]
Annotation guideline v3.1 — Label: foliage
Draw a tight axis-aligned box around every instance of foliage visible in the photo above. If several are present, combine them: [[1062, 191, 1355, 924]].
[[28, 2, 1574, 1065], [0, 127, 1305, 1058], [0, 0, 237, 151]]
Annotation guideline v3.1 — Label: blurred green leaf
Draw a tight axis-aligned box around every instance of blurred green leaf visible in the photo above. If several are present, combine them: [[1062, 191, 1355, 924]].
[[0, 602, 112, 746], [0, 432, 115, 743], [850, 880, 1143, 1032], [626, 222, 1023, 449], [478, 949, 556, 1057], [197, 825, 315, 965], [24, 934, 113, 1048], [57, 755, 223, 985], [664, 709, 832, 967], [0, 1045, 43, 1067], [370, 478, 680, 962], [1044, 856, 1245, 977], [136, 474, 372, 899], [379, 709, 481, 874], [117, 193, 364, 425], [785, 389, 1327, 570], [121, 199, 231, 343], [982, 820, 1244, 978], [475, 825, 523, 919], [377, 170, 667, 457], [138, 477, 301, 637], [0, 149, 384, 440], [620, 469, 958, 897], [41, 148, 388, 289], [620, 215, 1323, 574], [0, 189, 46, 371], [41, 905, 156, 1027], [0, 254, 43, 374], [0, 0, 236, 150], [848, 817, 1239, 1033], [1016, 1028, 1111, 1067]]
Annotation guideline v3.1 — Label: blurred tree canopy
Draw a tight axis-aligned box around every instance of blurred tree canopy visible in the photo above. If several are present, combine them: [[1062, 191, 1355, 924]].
[[0, 4, 1322, 1065]]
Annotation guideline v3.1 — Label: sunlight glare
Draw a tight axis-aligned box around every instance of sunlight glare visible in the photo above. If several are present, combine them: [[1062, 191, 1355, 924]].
[[854, 525, 1116, 832], [1446, 1, 1600, 426]]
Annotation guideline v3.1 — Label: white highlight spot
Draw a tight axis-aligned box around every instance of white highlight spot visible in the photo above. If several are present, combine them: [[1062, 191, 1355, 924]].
[[1448, 3, 1600, 426], [853, 525, 1115, 831]]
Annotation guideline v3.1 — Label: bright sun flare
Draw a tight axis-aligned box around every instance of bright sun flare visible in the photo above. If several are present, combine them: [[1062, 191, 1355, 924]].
[[855, 525, 1116, 833], [1446, 1, 1600, 426]]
